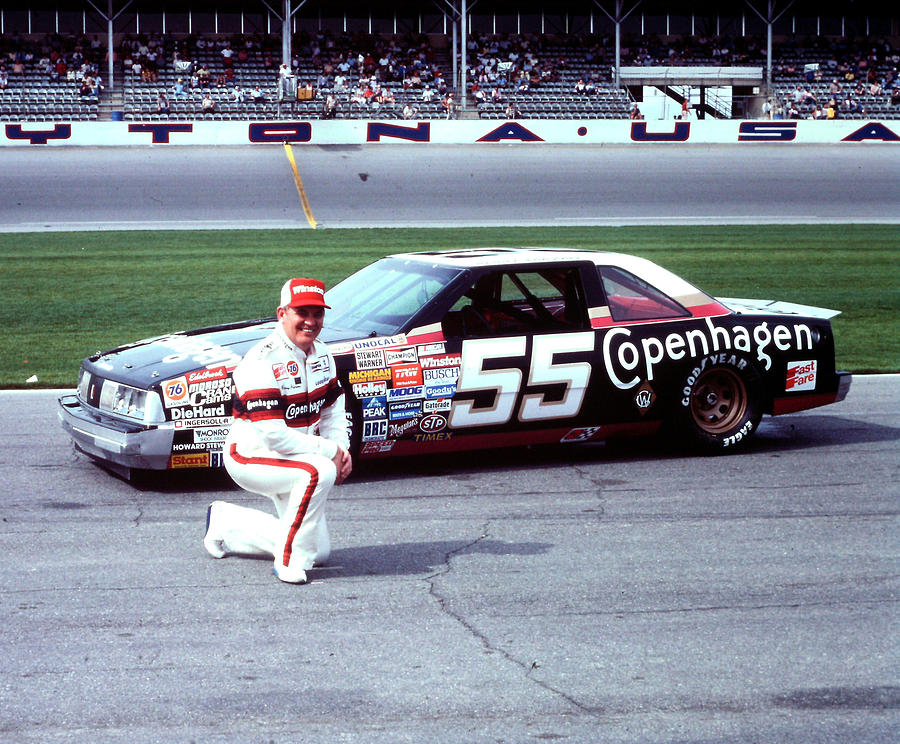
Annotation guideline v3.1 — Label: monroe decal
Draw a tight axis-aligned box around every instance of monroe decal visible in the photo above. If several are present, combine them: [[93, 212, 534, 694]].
[[602, 318, 814, 390]]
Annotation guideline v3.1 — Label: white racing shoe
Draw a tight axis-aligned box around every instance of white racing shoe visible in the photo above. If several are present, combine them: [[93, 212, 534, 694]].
[[273, 562, 308, 584], [203, 502, 228, 559]]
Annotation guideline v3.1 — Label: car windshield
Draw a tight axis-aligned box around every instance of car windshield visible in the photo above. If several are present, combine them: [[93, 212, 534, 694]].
[[323, 257, 463, 339]]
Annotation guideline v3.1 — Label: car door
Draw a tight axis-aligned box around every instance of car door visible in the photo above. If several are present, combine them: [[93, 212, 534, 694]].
[[439, 264, 597, 449]]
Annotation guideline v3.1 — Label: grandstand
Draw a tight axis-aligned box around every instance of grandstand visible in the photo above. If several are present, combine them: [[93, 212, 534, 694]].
[[1, 1, 898, 122]]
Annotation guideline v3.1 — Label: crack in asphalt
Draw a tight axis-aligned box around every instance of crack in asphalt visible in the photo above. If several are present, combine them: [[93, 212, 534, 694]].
[[425, 520, 599, 715]]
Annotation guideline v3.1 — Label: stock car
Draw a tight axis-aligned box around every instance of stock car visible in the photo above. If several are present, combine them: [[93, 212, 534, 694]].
[[59, 248, 851, 479]]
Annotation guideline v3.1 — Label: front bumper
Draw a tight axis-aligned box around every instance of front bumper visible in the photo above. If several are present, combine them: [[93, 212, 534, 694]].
[[58, 394, 175, 472]]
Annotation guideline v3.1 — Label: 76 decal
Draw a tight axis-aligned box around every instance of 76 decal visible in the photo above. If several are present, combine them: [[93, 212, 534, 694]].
[[449, 333, 594, 429]]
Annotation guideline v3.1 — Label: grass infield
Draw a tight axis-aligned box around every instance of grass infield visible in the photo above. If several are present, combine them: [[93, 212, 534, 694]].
[[1, 225, 897, 388]]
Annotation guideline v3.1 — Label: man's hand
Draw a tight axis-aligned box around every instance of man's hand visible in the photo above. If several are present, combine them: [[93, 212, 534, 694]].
[[332, 445, 353, 485]]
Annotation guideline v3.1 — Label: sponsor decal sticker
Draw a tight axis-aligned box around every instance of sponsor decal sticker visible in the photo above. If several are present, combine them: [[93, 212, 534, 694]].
[[417, 343, 446, 356], [388, 400, 422, 420], [634, 382, 656, 415], [362, 396, 387, 420], [193, 427, 229, 443], [423, 398, 452, 413], [356, 349, 387, 370], [387, 385, 424, 402], [425, 383, 456, 399], [389, 418, 421, 438], [413, 432, 453, 442], [162, 377, 189, 408], [561, 427, 604, 443], [419, 414, 447, 433], [786, 360, 817, 391], [171, 403, 228, 420], [423, 366, 460, 384], [385, 348, 418, 366], [361, 440, 396, 454], [272, 363, 288, 380], [169, 452, 211, 468], [420, 353, 462, 369], [286, 360, 300, 377], [352, 380, 387, 398], [173, 416, 232, 429], [186, 366, 227, 384], [353, 334, 408, 350], [362, 419, 388, 442], [348, 368, 392, 384], [392, 364, 424, 387]]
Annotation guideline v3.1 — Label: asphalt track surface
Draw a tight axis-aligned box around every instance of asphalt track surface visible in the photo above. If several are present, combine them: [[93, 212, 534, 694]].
[[1, 379, 898, 743], [2, 143, 900, 231]]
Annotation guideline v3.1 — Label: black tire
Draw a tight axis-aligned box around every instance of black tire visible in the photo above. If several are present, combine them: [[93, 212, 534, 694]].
[[674, 355, 764, 452]]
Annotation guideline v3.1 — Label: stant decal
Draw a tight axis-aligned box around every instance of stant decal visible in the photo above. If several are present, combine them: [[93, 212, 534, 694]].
[[169, 452, 210, 468]]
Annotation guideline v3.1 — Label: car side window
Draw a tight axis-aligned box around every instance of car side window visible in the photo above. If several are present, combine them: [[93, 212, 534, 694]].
[[443, 268, 589, 337], [598, 266, 690, 322]]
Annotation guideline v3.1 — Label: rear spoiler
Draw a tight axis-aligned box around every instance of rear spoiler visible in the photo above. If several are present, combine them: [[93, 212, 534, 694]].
[[718, 298, 841, 320]]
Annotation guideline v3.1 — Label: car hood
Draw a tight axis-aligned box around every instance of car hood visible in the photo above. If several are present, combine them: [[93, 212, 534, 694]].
[[82, 319, 365, 389], [718, 297, 841, 319]]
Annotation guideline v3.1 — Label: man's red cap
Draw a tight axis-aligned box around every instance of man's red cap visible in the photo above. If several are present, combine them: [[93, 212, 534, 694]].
[[280, 278, 330, 309]]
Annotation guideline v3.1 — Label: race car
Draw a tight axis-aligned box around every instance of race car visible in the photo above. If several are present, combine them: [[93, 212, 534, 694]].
[[59, 248, 851, 479]]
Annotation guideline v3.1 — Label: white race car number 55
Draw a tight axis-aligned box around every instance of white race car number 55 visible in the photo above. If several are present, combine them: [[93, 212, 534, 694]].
[[450, 332, 594, 428]]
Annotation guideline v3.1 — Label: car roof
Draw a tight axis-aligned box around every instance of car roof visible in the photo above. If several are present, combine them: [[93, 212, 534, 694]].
[[393, 247, 630, 269], [389, 247, 710, 300]]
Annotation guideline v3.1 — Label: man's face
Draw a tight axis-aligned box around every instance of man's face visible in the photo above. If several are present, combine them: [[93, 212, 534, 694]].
[[278, 304, 324, 352]]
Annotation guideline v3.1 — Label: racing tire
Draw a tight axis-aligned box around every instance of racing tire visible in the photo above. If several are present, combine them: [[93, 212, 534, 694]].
[[674, 355, 764, 453]]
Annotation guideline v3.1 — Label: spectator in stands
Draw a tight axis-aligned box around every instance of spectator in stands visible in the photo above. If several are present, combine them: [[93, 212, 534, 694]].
[[630, 103, 643, 120], [323, 93, 338, 119], [891, 87, 900, 106], [422, 84, 434, 102], [197, 65, 212, 88], [173, 78, 187, 97], [402, 103, 418, 119], [441, 92, 456, 119], [221, 43, 234, 68], [826, 99, 837, 119], [201, 91, 216, 115], [156, 92, 170, 115], [0, 66, 7, 90], [250, 86, 266, 102], [232, 86, 246, 103], [504, 101, 520, 119]]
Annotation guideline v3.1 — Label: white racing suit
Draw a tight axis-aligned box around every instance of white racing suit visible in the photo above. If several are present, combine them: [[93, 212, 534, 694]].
[[207, 324, 349, 583]]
